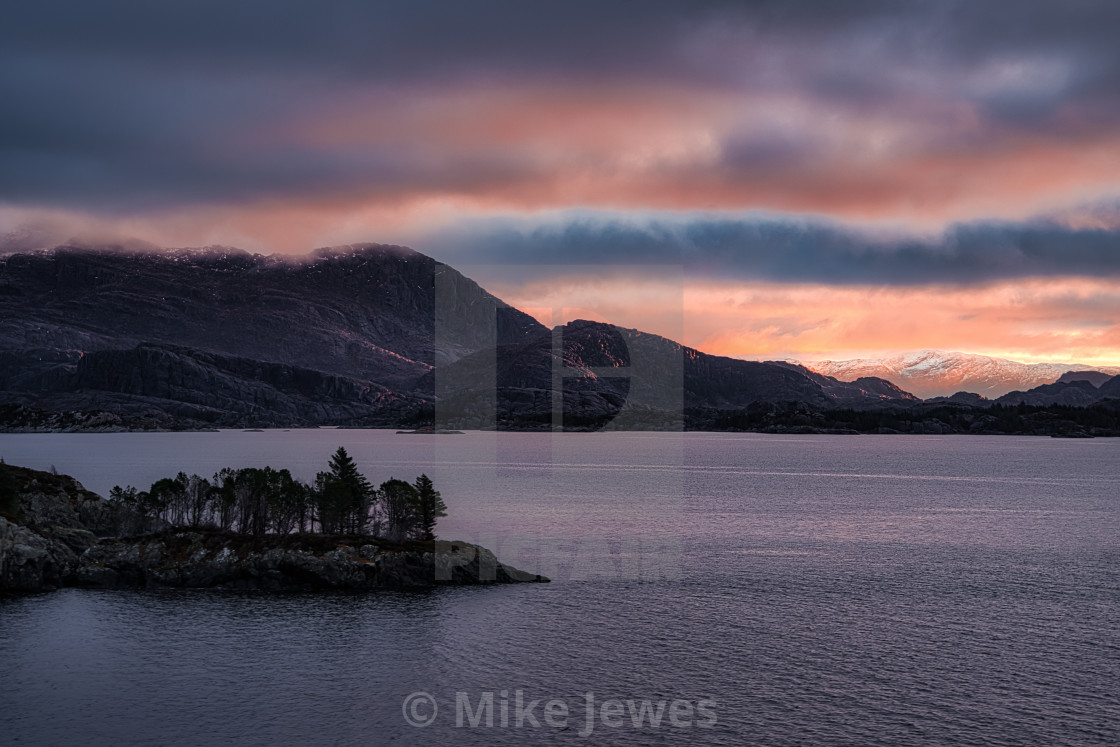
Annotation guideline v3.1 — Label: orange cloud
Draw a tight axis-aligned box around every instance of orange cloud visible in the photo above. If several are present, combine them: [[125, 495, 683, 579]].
[[688, 279, 1120, 365], [268, 81, 1120, 230]]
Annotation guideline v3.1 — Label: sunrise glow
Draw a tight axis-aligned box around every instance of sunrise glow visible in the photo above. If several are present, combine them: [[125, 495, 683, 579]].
[[3, 2, 1120, 365]]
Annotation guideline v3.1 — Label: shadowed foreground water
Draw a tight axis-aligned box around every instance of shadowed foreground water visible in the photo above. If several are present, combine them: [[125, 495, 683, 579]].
[[1, 432, 1118, 745]]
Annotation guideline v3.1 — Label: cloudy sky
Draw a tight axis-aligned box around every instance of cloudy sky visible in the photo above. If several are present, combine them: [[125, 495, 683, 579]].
[[4, 1, 1120, 363]]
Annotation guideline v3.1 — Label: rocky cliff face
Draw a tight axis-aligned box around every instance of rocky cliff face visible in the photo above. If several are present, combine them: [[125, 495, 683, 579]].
[[0, 464, 140, 591], [0, 516, 82, 592]]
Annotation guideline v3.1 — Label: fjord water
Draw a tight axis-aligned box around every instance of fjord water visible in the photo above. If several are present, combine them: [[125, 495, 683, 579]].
[[1, 431, 1118, 746]]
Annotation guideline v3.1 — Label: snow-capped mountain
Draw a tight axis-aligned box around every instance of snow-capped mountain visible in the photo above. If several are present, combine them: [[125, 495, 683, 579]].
[[806, 350, 1120, 399]]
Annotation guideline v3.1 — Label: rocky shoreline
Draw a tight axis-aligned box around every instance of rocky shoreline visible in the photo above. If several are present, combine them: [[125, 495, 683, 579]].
[[0, 465, 547, 594], [5, 399, 1120, 437], [75, 531, 546, 591]]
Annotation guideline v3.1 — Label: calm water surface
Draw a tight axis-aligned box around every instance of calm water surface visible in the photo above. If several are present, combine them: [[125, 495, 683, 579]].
[[1, 431, 1118, 745]]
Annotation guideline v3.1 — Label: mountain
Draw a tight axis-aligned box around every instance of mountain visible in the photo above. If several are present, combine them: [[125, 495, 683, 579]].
[[0, 245, 924, 430], [429, 319, 921, 431], [0, 244, 544, 427], [995, 375, 1120, 408], [924, 391, 990, 406], [770, 362, 920, 406], [808, 350, 1120, 399], [8, 244, 1120, 434], [1056, 370, 1115, 387]]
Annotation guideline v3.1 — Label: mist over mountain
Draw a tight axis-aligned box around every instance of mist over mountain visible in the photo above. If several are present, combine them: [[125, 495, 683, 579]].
[[808, 350, 1120, 399]]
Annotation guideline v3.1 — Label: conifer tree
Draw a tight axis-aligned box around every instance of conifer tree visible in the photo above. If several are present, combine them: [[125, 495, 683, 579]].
[[413, 474, 447, 541], [324, 447, 372, 534]]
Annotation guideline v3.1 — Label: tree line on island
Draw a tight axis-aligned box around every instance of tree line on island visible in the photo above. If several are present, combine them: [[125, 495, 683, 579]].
[[108, 447, 447, 541]]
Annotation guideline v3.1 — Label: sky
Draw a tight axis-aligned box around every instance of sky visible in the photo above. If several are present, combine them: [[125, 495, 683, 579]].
[[4, 1, 1120, 364]]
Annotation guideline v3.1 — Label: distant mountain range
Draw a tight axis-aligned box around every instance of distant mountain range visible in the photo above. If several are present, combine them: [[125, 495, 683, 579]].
[[808, 350, 1120, 399], [428, 320, 920, 430], [0, 244, 920, 431], [3, 244, 1120, 435]]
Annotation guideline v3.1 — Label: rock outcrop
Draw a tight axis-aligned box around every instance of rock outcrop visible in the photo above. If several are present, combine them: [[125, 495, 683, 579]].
[[0, 464, 156, 591], [0, 516, 81, 592], [5, 464, 134, 532]]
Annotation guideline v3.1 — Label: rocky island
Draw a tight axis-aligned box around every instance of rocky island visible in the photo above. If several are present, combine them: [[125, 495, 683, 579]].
[[0, 463, 547, 594]]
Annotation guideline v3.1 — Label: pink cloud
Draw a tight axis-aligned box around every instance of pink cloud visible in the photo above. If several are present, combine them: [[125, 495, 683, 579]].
[[482, 273, 1120, 366]]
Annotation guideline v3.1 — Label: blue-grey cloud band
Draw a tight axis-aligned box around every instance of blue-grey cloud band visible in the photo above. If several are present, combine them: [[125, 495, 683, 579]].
[[421, 210, 1120, 286]]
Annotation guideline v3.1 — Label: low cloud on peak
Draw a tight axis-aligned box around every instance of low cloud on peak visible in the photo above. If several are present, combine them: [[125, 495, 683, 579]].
[[420, 209, 1120, 287]]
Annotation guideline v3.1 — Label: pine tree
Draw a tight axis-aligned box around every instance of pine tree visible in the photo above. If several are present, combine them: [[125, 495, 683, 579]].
[[413, 474, 447, 541], [325, 447, 372, 534]]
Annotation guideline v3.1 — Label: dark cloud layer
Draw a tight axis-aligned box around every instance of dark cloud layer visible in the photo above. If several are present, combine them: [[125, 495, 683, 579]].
[[423, 212, 1120, 285], [1, 1, 902, 80], [4, 1, 1120, 211]]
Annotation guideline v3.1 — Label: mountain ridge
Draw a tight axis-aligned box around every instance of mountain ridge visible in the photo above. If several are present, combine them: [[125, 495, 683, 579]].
[[1, 244, 925, 431], [807, 350, 1120, 399]]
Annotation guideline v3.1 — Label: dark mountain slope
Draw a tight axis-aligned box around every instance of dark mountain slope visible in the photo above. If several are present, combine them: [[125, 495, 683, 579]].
[[771, 362, 920, 406], [0, 243, 544, 389], [996, 378, 1116, 407], [1, 344, 421, 428], [3, 246, 930, 431], [1096, 374, 1120, 399], [1056, 370, 1113, 387], [0, 244, 544, 426], [429, 320, 920, 430]]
